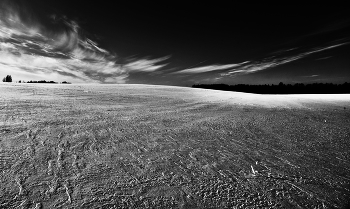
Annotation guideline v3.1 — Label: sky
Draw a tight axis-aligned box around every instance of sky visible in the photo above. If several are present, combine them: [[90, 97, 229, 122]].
[[1, 1, 350, 86]]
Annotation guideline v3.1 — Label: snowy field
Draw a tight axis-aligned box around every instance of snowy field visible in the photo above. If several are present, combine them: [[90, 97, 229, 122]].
[[1, 83, 350, 208]]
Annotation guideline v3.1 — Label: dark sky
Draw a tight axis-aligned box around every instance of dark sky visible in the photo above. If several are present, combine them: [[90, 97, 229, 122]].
[[1, 1, 350, 85]]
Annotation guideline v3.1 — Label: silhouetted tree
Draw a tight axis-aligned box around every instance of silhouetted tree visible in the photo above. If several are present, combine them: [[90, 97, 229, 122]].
[[2, 75, 12, 82]]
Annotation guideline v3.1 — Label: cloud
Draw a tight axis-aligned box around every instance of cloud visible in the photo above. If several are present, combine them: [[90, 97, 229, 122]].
[[169, 40, 349, 80], [0, 1, 41, 39], [0, 1, 169, 83], [302, 75, 319, 78], [304, 42, 349, 55], [315, 56, 333, 60], [220, 41, 349, 77], [221, 56, 302, 76], [124, 56, 170, 72], [174, 61, 249, 74]]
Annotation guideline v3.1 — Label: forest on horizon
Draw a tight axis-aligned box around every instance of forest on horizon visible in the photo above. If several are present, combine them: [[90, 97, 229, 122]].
[[192, 82, 350, 94]]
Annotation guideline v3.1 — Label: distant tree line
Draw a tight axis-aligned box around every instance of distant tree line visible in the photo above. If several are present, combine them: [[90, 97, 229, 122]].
[[192, 82, 350, 94], [2, 75, 71, 84], [27, 80, 57, 83], [26, 80, 71, 84]]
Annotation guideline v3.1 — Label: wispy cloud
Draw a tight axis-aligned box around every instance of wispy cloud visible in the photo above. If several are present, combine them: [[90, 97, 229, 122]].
[[124, 56, 170, 72], [302, 75, 319, 78], [315, 56, 333, 60], [170, 40, 349, 80], [0, 1, 169, 83], [174, 61, 249, 74]]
